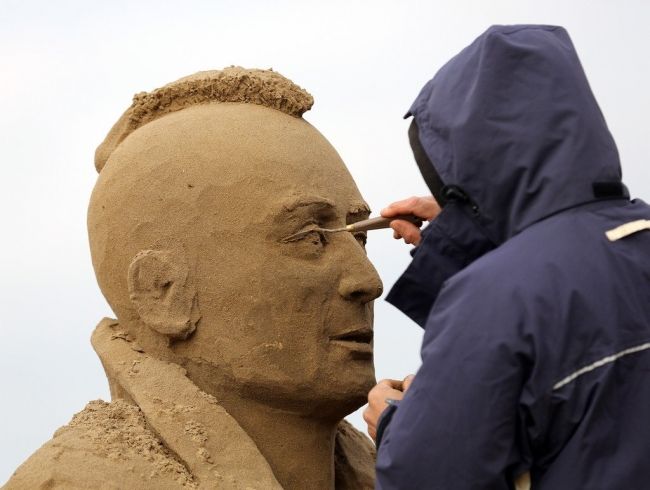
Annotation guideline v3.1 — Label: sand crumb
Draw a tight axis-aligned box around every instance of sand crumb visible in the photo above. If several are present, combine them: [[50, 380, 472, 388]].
[[62, 399, 197, 488], [95, 66, 313, 172], [184, 420, 208, 445]]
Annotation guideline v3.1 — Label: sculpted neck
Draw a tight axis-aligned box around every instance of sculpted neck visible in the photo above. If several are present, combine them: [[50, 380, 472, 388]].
[[219, 396, 338, 490], [113, 320, 341, 489]]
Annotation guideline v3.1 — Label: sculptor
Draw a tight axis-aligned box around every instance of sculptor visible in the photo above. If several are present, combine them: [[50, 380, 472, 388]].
[[4, 67, 382, 489]]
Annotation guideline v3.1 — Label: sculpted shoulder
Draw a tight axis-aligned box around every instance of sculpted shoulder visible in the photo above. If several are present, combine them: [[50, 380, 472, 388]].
[[4, 400, 376, 490], [4, 320, 375, 489], [3, 399, 196, 489]]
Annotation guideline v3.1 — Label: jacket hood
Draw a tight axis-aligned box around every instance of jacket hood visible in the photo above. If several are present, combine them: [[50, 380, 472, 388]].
[[409, 25, 624, 243]]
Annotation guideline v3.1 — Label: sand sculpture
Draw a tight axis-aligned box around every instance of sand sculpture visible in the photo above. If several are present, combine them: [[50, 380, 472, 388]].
[[4, 67, 383, 489]]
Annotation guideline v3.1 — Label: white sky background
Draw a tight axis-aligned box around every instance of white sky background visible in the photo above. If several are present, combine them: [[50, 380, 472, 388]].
[[1, 0, 649, 483]]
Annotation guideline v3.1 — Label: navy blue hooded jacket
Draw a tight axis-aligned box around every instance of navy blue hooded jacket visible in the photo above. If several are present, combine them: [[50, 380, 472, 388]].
[[377, 25, 650, 489]]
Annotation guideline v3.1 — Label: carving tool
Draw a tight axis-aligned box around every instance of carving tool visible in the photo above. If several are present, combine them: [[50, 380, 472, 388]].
[[283, 214, 423, 242]]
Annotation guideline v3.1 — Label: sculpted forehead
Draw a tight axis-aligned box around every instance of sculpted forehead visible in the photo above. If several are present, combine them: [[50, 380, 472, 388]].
[[104, 102, 364, 212]]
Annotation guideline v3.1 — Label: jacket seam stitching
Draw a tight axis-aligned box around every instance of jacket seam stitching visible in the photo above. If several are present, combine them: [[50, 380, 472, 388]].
[[552, 340, 650, 390]]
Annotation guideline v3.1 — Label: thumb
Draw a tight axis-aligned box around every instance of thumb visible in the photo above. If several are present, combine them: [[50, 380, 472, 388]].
[[402, 374, 415, 393]]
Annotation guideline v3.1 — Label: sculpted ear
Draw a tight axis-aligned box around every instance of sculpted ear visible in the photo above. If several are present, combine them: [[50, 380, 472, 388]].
[[127, 250, 201, 340]]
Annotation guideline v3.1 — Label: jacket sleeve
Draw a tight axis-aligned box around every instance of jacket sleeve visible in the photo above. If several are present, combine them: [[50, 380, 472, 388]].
[[376, 271, 532, 490]]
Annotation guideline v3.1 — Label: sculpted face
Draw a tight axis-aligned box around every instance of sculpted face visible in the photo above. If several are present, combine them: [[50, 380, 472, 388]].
[[89, 102, 382, 419]]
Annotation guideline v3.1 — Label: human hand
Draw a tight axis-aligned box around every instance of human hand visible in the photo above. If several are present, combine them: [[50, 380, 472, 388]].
[[381, 196, 441, 245], [363, 374, 415, 442]]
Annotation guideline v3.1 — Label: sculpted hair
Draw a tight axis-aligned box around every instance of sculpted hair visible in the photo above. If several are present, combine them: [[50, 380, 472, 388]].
[[94, 67, 314, 172]]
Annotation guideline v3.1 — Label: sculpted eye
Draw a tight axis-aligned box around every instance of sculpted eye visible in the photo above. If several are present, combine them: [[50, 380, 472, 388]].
[[305, 229, 328, 246], [281, 224, 328, 248]]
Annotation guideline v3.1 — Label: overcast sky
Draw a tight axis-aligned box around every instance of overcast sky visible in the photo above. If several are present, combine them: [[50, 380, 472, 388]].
[[1, 0, 649, 484]]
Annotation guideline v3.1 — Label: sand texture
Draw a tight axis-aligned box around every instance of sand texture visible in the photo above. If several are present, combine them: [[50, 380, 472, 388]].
[[4, 399, 198, 489], [95, 67, 313, 172], [335, 420, 376, 489], [4, 320, 376, 489], [7, 67, 381, 489]]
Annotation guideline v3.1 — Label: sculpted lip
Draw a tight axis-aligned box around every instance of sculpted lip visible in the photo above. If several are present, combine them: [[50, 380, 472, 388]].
[[329, 328, 373, 354]]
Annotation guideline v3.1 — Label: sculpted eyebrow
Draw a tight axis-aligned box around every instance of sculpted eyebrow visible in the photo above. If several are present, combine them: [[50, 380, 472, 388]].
[[348, 202, 370, 215], [276, 197, 368, 223], [347, 202, 371, 223], [281, 197, 336, 213]]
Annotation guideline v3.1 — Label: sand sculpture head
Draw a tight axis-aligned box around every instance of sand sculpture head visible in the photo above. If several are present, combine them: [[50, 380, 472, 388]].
[[88, 67, 383, 420]]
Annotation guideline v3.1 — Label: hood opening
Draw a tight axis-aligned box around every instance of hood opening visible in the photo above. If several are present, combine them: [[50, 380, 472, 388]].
[[407, 25, 624, 244]]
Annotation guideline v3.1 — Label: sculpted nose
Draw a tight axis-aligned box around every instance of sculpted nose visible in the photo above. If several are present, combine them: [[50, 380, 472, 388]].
[[338, 254, 383, 303]]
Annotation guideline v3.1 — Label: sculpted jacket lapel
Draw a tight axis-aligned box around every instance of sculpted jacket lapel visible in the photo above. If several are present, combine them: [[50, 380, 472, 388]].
[[92, 318, 283, 489], [92, 318, 376, 489]]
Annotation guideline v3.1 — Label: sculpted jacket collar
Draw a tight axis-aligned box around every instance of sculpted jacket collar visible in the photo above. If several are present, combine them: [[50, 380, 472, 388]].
[[91, 318, 375, 489]]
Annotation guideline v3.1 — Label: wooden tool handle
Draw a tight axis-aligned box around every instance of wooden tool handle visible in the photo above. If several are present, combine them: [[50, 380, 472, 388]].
[[348, 214, 423, 232]]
